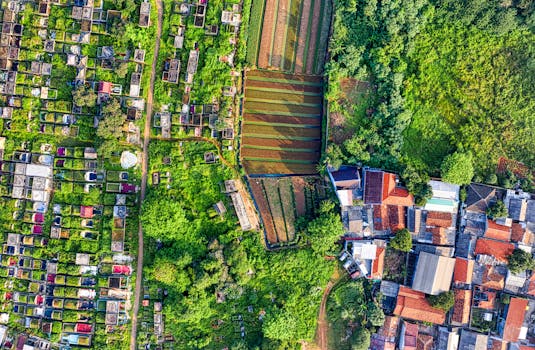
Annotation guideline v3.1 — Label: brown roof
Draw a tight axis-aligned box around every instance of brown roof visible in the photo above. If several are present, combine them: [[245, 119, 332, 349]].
[[426, 211, 453, 228], [430, 227, 448, 245], [364, 170, 384, 204], [378, 316, 399, 338], [478, 291, 496, 310], [452, 289, 471, 325], [474, 238, 514, 263], [417, 334, 434, 350], [489, 338, 507, 350], [528, 274, 535, 296], [485, 220, 511, 242], [372, 247, 385, 279], [403, 322, 418, 350], [481, 265, 505, 290], [393, 286, 446, 324], [373, 205, 406, 232], [454, 258, 474, 284], [503, 297, 528, 342]]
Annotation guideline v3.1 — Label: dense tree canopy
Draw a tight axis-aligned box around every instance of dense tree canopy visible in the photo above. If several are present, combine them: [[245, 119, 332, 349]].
[[427, 291, 455, 311], [441, 152, 474, 185], [508, 248, 535, 274], [486, 200, 508, 219], [390, 229, 413, 252]]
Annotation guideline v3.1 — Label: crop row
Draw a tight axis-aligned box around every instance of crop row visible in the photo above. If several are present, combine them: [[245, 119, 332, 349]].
[[241, 136, 321, 150], [245, 88, 323, 104], [249, 179, 279, 243], [243, 160, 318, 175], [244, 113, 321, 125], [245, 79, 322, 93], [241, 147, 320, 161], [313, 0, 332, 74], [244, 101, 321, 115], [246, 0, 267, 65], [242, 123, 321, 138], [247, 69, 324, 83], [282, 0, 303, 71]]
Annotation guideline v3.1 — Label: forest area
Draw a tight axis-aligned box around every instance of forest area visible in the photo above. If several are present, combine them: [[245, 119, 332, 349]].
[[140, 142, 344, 349], [325, 0, 535, 193]]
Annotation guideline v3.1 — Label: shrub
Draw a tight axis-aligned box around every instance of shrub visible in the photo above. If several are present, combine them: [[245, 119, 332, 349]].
[[427, 291, 454, 311], [389, 229, 412, 252]]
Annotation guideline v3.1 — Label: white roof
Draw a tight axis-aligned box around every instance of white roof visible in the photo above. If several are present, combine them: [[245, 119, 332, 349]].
[[429, 180, 459, 201], [25, 163, 52, 178], [352, 242, 377, 260], [337, 189, 353, 207], [519, 326, 528, 340], [0, 325, 6, 343]]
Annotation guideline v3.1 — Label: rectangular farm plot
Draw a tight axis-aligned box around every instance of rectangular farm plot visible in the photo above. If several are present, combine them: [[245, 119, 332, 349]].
[[249, 0, 331, 74], [248, 176, 327, 246], [241, 70, 324, 175]]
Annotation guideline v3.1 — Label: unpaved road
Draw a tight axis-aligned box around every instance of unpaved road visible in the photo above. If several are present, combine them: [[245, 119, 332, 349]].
[[315, 269, 343, 350], [130, 0, 163, 348]]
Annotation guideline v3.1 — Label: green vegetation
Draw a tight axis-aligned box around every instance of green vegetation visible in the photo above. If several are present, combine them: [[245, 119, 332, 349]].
[[441, 151, 474, 185], [507, 248, 535, 274], [327, 280, 380, 350], [389, 229, 413, 252], [486, 200, 508, 219], [427, 291, 454, 311], [142, 142, 343, 348], [326, 0, 535, 188]]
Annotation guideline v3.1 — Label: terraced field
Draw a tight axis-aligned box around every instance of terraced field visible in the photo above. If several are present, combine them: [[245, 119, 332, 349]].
[[242, 70, 323, 175], [248, 176, 327, 246], [246, 0, 332, 75]]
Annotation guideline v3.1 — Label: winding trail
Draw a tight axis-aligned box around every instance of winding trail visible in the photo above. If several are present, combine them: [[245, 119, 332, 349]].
[[130, 0, 163, 349], [315, 269, 343, 350]]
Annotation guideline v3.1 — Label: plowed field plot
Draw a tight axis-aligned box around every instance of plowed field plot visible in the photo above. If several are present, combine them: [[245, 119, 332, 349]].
[[244, 113, 321, 126], [241, 70, 324, 175], [248, 176, 327, 246], [246, 0, 331, 74]]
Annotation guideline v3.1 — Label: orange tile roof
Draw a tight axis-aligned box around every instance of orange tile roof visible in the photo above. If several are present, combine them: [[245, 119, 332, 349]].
[[379, 316, 399, 338], [481, 265, 505, 290], [485, 220, 511, 242], [474, 238, 514, 263], [393, 286, 446, 324], [528, 274, 535, 296], [454, 258, 474, 284], [372, 247, 385, 279], [503, 297, 528, 342], [519, 346, 535, 350], [452, 289, 471, 325], [477, 290, 496, 310], [382, 172, 414, 206], [426, 211, 453, 228], [416, 334, 433, 350]]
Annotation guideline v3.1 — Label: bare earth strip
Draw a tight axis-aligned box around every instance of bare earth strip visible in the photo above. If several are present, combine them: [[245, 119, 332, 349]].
[[246, 79, 322, 93], [244, 114, 322, 125], [242, 136, 321, 149], [272, 0, 289, 68], [258, 0, 278, 68], [314, 0, 332, 74], [305, 0, 322, 74], [294, 0, 312, 74], [263, 179, 289, 241], [249, 179, 278, 243]]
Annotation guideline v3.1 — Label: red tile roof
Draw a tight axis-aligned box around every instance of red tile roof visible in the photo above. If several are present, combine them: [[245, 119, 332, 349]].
[[528, 274, 535, 296], [372, 247, 385, 279], [503, 297, 528, 342], [485, 220, 511, 242], [393, 286, 446, 324], [416, 334, 433, 350], [474, 238, 514, 263], [80, 206, 94, 218], [98, 81, 112, 94], [512, 223, 525, 243], [378, 316, 399, 338], [478, 291, 496, 310], [452, 289, 471, 325], [454, 258, 474, 284], [490, 338, 507, 350], [481, 265, 505, 290], [426, 211, 453, 228], [373, 205, 406, 232]]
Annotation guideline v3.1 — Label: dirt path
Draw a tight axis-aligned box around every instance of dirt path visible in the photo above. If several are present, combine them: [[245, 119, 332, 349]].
[[294, 0, 311, 73], [130, 0, 163, 348], [271, 0, 289, 68], [258, 0, 278, 68], [315, 269, 343, 350], [305, 0, 321, 74]]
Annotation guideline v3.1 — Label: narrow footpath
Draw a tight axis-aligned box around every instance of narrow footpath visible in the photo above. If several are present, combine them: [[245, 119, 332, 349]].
[[130, 0, 163, 348], [315, 269, 343, 350]]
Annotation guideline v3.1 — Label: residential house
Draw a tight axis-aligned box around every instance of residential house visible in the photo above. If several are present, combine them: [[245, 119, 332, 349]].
[[139, 1, 151, 27], [436, 327, 460, 350], [363, 169, 413, 206], [424, 180, 459, 213], [505, 270, 527, 294], [484, 220, 511, 242], [370, 316, 399, 350], [451, 288, 471, 326], [393, 286, 446, 324], [453, 257, 474, 286], [328, 166, 361, 207], [417, 334, 434, 350], [458, 329, 487, 350], [412, 252, 455, 295], [400, 321, 418, 350], [501, 297, 528, 343], [488, 337, 507, 350], [465, 184, 502, 213], [474, 238, 514, 264]]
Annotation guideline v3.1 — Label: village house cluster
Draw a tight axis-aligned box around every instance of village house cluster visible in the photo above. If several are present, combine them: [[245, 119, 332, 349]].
[[329, 166, 535, 350]]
